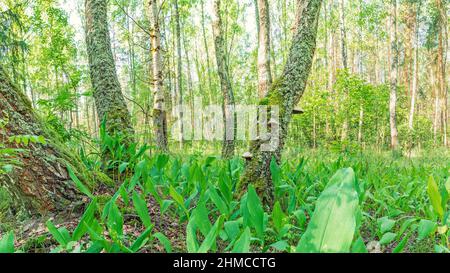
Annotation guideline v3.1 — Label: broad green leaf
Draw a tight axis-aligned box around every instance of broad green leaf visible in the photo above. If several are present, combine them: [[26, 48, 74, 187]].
[[271, 201, 285, 233], [427, 176, 444, 218], [379, 232, 396, 245], [208, 186, 228, 215], [72, 198, 98, 241], [417, 219, 437, 240], [132, 191, 152, 228], [118, 162, 129, 173], [246, 185, 265, 238], [192, 200, 212, 236], [297, 168, 359, 253], [269, 240, 289, 252], [107, 203, 124, 239], [224, 220, 240, 241], [169, 185, 187, 215], [377, 217, 396, 234], [197, 215, 224, 253], [445, 177, 450, 195], [0, 231, 14, 253], [130, 227, 153, 252], [46, 220, 69, 247], [232, 227, 251, 253], [351, 236, 368, 253], [186, 216, 199, 253]]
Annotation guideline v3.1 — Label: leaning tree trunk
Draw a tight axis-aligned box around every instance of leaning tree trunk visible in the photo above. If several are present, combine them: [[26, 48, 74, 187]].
[[0, 66, 87, 216], [238, 0, 323, 206], [85, 0, 134, 139], [213, 0, 236, 159]]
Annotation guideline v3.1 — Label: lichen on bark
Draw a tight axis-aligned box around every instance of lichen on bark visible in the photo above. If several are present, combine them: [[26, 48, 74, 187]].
[[0, 66, 92, 216], [238, 0, 323, 207], [85, 0, 134, 140]]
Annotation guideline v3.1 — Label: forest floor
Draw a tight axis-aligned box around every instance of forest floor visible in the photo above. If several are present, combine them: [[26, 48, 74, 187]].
[[1, 147, 449, 253]]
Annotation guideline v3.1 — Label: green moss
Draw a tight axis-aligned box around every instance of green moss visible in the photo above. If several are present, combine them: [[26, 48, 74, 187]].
[[93, 171, 115, 187]]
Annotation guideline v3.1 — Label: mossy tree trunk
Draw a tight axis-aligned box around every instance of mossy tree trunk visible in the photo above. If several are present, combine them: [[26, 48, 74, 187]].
[[85, 0, 134, 140], [0, 66, 85, 216], [238, 0, 323, 206], [213, 0, 236, 159]]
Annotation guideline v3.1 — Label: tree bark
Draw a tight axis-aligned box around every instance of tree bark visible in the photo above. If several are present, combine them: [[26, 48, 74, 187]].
[[238, 0, 323, 206], [0, 66, 85, 215], [339, 0, 349, 141], [212, 0, 236, 159], [148, 0, 169, 152], [85, 0, 134, 139], [174, 0, 184, 147], [408, 3, 420, 134], [256, 0, 273, 98], [389, 0, 400, 151], [436, 0, 448, 146]]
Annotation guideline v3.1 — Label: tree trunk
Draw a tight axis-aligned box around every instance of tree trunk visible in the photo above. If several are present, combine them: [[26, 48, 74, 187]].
[[201, 0, 214, 104], [238, 0, 323, 206], [339, 0, 349, 141], [212, 0, 236, 159], [256, 0, 273, 98], [0, 66, 86, 215], [174, 0, 184, 147], [85, 0, 134, 139], [436, 0, 447, 146], [149, 0, 169, 152], [389, 0, 400, 151], [408, 3, 420, 134]]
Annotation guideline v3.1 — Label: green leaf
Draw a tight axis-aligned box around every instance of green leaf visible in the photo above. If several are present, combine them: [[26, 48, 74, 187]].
[[161, 199, 174, 214], [427, 176, 444, 218], [296, 168, 359, 253], [379, 232, 396, 245], [67, 164, 93, 198], [118, 162, 129, 174], [169, 185, 188, 216], [132, 191, 152, 228], [46, 220, 69, 247], [186, 216, 199, 253], [271, 201, 285, 233], [232, 227, 251, 253], [197, 215, 224, 253], [393, 233, 411, 253], [417, 219, 437, 240], [72, 198, 98, 241], [130, 227, 153, 252], [269, 240, 289, 252], [0, 231, 15, 253], [445, 177, 450, 195], [351, 236, 368, 253], [192, 200, 212, 236], [246, 185, 265, 238], [377, 217, 396, 234], [154, 232, 172, 253], [208, 186, 228, 215], [224, 220, 240, 241], [107, 203, 124, 239]]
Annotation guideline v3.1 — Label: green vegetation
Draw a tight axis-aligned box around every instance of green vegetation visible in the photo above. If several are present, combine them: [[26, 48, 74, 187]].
[[0, 0, 449, 254]]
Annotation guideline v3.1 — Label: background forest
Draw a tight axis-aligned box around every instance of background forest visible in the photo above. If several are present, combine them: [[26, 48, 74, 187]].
[[0, 0, 449, 253]]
